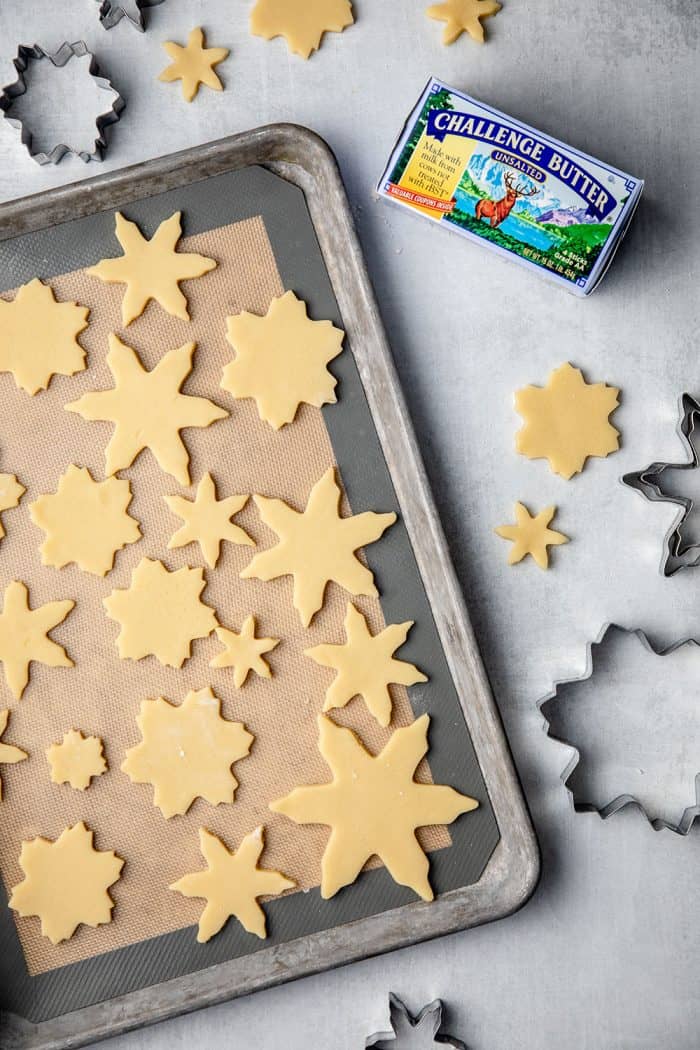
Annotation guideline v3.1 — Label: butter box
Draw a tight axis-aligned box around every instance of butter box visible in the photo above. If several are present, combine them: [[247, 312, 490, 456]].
[[378, 78, 644, 296]]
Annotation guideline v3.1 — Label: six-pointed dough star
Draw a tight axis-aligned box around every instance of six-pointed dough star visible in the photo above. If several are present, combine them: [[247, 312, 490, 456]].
[[0, 473, 25, 542], [241, 467, 396, 626], [104, 558, 217, 668], [0, 278, 89, 395], [122, 687, 253, 818], [9, 822, 124, 945], [495, 502, 569, 569], [46, 730, 107, 791], [166, 473, 253, 568], [159, 27, 229, 102], [515, 362, 620, 479], [426, 0, 502, 44], [250, 0, 354, 59], [66, 335, 228, 486], [305, 603, 427, 727], [87, 210, 217, 324], [210, 616, 279, 688], [0, 581, 74, 700], [171, 826, 294, 942], [0, 709, 28, 801], [221, 291, 344, 429], [30, 465, 141, 576]]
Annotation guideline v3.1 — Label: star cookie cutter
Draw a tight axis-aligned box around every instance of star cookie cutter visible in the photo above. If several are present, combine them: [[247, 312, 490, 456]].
[[0, 41, 125, 165], [623, 393, 700, 576], [540, 624, 700, 835], [95, 0, 165, 32], [366, 994, 467, 1049]]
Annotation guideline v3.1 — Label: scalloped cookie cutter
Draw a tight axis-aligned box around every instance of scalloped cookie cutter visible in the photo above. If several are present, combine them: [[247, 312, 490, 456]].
[[0, 41, 125, 165], [96, 0, 165, 32], [540, 624, 700, 835]]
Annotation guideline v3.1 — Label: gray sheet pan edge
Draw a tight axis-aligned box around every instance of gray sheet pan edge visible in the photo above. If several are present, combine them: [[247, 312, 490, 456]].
[[0, 124, 539, 1050]]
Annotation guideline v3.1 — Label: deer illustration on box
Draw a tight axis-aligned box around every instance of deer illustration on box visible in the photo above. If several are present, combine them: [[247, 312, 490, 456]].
[[475, 170, 539, 228]]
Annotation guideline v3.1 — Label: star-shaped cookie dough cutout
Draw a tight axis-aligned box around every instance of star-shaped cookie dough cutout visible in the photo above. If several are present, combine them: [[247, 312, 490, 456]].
[[66, 335, 228, 486], [30, 465, 141, 577], [242, 468, 396, 627], [159, 27, 229, 102], [271, 714, 478, 900], [305, 603, 427, 727], [0, 581, 74, 700], [515, 362, 620, 479], [250, 0, 355, 59], [495, 503, 569, 569], [0, 278, 89, 395], [0, 709, 28, 801], [221, 291, 344, 429], [427, 0, 502, 44], [122, 687, 253, 818], [9, 822, 123, 945], [87, 210, 217, 324], [104, 558, 217, 668], [171, 826, 294, 942], [210, 616, 279, 688], [46, 730, 107, 791], [165, 473, 253, 568], [0, 473, 25, 543]]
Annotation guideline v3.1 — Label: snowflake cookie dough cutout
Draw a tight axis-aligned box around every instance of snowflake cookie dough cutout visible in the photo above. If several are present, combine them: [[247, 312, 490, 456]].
[[221, 291, 344, 429], [46, 730, 107, 791], [0, 710, 28, 800], [66, 335, 228, 486], [250, 0, 354, 59], [495, 503, 569, 570], [210, 616, 279, 688], [122, 687, 253, 818], [0, 473, 25, 543], [88, 210, 217, 324], [271, 714, 478, 901], [9, 822, 123, 944], [0, 581, 74, 700], [171, 826, 294, 942], [104, 558, 217, 668], [30, 466, 140, 576], [0, 278, 89, 395], [305, 603, 427, 728], [159, 27, 229, 102], [515, 363, 620, 479], [242, 468, 396, 627], [427, 0, 502, 44], [166, 473, 253, 568]]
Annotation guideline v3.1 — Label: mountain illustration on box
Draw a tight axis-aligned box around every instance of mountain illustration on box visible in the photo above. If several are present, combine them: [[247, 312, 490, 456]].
[[463, 154, 599, 226]]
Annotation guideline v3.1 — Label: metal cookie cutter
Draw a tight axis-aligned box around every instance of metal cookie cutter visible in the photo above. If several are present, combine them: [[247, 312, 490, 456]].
[[96, 0, 165, 32], [367, 994, 467, 1049], [623, 393, 700, 576], [0, 41, 125, 165], [540, 624, 700, 835]]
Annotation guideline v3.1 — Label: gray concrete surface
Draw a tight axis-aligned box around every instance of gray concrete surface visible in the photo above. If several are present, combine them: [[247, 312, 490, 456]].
[[0, 1, 698, 1047]]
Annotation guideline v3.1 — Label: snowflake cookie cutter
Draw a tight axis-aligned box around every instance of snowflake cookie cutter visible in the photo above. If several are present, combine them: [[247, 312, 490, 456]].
[[623, 393, 700, 576], [540, 624, 700, 835], [367, 994, 467, 1049], [0, 41, 125, 165], [95, 0, 165, 32]]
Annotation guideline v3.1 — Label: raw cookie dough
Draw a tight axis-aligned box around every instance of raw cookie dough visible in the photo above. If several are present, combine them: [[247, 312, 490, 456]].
[[46, 730, 107, 791], [104, 558, 217, 668], [9, 822, 124, 945], [30, 465, 141, 576], [66, 335, 228, 486], [427, 0, 502, 44], [495, 502, 569, 569], [250, 0, 354, 59], [305, 603, 427, 728], [241, 467, 396, 627], [271, 714, 478, 901], [210, 616, 279, 688], [0, 473, 25, 542], [221, 291, 344, 429], [159, 27, 229, 102], [0, 581, 74, 700], [122, 687, 253, 818], [0, 709, 28, 800], [0, 278, 88, 395], [87, 210, 217, 325], [165, 472, 253, 568], [515, 362, 620, 479], [171, 826, 294, 942]]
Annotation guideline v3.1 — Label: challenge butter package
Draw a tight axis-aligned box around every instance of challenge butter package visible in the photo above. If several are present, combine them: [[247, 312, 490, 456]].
[[378, 78, 644, 295]]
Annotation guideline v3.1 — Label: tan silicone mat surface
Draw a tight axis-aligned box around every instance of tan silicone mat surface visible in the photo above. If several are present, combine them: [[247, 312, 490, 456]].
[[0, 215, 445, 977]]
